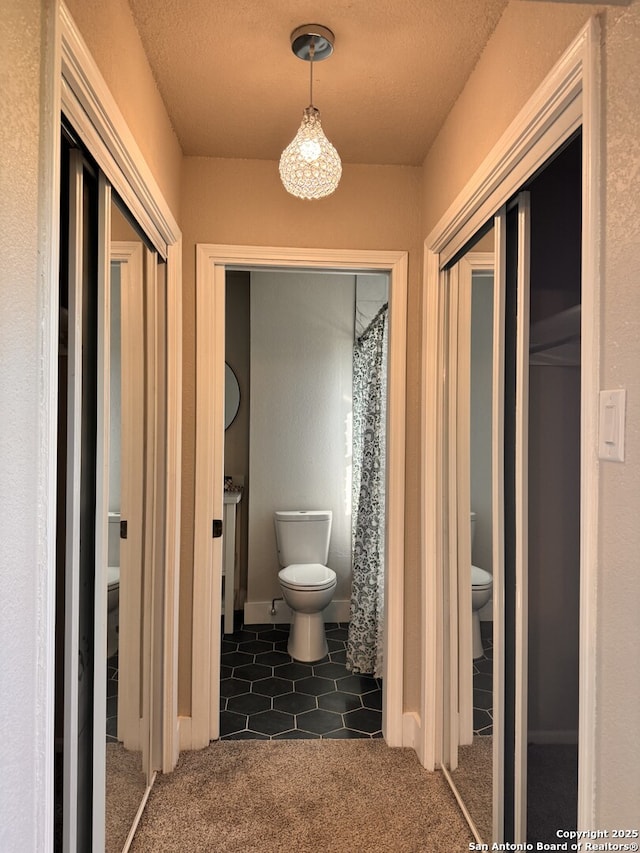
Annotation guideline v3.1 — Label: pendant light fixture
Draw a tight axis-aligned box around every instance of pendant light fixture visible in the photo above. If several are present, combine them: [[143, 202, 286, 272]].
[[279, 25, 342, 200]]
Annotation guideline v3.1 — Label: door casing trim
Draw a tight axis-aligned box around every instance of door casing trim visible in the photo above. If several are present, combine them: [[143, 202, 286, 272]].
[[189, 245, 408, 750]]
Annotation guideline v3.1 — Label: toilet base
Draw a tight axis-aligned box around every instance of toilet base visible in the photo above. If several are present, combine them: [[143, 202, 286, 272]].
[[472, 611, 484, 660], [288, 611, 328, 662]]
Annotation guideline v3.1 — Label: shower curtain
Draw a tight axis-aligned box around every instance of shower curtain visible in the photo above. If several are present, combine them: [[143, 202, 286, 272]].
[[346, 304, 388, 678]]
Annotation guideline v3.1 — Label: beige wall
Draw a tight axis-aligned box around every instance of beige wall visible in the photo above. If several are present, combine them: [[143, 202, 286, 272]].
[[1, 0, 54, 846], [179, 157, 423, 714], [65, 0, 183, 221], [598, 0, 640, 826], [420, 0, 640, 825]]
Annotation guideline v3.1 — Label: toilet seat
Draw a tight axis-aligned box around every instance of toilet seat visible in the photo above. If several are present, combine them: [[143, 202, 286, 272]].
[[278, 563, 336, 591], [472, 564, 492, 590]]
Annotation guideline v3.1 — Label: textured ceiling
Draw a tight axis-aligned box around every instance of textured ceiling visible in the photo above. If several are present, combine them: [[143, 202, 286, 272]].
[[127, 0, 510, 166]]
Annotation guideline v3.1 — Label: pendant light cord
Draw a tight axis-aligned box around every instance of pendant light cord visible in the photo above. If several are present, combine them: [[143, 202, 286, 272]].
[[309, 40, 315, 107]]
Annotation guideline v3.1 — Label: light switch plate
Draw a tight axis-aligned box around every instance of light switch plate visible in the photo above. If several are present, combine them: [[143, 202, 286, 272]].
[[598, 389, 626, 462]]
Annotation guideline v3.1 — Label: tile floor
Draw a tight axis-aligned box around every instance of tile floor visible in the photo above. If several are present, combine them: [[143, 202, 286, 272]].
[[472, 621, 493, 736], [220, 620, 383, 740]]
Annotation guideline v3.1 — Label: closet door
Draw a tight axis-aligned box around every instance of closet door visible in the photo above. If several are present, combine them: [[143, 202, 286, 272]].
[[499, 192, 531, 843]]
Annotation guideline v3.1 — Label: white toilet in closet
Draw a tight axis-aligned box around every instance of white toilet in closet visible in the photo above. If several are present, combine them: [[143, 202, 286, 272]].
[[274, 510, 337, 662], [471, 512, 493, 660]]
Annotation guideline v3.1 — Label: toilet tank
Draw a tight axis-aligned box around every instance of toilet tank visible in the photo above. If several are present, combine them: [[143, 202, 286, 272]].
[[274, 510, 332, 567]]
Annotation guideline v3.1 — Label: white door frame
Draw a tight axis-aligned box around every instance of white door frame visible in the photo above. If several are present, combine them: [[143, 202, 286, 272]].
[[58, 2, 183, 777], [422, 17, 601, 830], [187, 245, 407, 750]]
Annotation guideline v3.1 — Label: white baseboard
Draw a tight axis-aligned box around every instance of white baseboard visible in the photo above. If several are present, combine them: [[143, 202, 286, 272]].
[[178, 715, 193, 751], [528, 729, 579, 745], [243, 598, 351, 626], [402, 711, 421, 752]]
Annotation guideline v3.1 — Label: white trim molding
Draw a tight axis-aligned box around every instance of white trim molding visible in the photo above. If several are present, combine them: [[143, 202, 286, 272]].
[[422, 16, 601, 831], [190, 245, 408, 751], [57, 0, 184, 783]]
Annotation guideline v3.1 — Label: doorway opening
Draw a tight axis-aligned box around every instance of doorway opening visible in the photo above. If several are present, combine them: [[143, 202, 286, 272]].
[[190, 245, 407, 751], [220, 268, 389, 739]]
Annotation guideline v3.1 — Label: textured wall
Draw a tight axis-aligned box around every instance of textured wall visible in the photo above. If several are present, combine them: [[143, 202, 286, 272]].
[[597, 0, 640, 825], [0, 1, 50, 848], [64, 0, 183, 220]]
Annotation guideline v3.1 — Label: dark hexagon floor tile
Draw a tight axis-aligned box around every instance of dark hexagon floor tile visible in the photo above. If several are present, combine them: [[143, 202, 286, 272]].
[[255, 628, 289, 642], [221, 639, 238, 654], [233, 663, 271, 682], [255, 650, 291, 667], [313, 661, 348, 679], [220, 677, 251, 699], [252, 676, 293, 697], [227, 692, 272, 715], [318, 691, 362, 714], [337, 674, 378, 695], [245, 623, 274, 631], [329, 649, 347, 664], [474, 671, 493, 692], [229, 630, 258, 643], [272, 729, 320, 740], [325, 626, 348, 641], [236, 639, 272, 655], [343, 707, 383, 734], [219, 710, 247, 736], [361, 690, 383, 711], [296, 708, 343, 735], [474, 656, 492, 675], [473, 688, 493, 711], [223, 730, 269, 741], [273, 692, 317, 715], [221, 650, 253, 669], [295, 676, 335, 697], [249, 709, 295, 736], [326, 638, 346, 652], [221, 665, 233, 680], [473, 707, 493, 733], [323, 728, 370, 739], [275, 661, 313, 680], [274, 641, 289, 652]]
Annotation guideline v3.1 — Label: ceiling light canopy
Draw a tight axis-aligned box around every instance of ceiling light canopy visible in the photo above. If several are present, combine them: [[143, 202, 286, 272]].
[[279, 25, 342, 200]]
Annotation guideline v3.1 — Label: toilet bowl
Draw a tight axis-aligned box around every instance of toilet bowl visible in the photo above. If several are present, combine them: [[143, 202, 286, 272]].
[[472, 565, 493, 659], [470, 511, 493, 659], [274, 511, 337, 662]]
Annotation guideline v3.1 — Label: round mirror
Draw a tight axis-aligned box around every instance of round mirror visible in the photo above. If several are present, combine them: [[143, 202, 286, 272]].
[[225, 363, 240, 429]]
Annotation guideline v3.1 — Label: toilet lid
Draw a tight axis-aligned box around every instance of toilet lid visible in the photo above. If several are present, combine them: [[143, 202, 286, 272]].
[[472, 565, 492, 589], [279, 563, 337, 591]]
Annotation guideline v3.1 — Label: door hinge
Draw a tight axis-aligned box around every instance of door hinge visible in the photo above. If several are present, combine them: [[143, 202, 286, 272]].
[[120, 519, 128, 539], [212, 519, 223, 538]]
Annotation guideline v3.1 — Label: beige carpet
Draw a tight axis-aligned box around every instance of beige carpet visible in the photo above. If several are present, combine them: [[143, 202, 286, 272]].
[[449, 737, 493, 843], [130, 740, 474, 853], [106, 743, 147, 853]]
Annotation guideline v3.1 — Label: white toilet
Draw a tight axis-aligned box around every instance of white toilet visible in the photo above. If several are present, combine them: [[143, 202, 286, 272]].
[[470, 512, 493, 660], [274, 510, 337, 662]]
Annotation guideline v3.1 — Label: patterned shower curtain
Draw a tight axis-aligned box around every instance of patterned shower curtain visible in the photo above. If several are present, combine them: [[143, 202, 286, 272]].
[[346, 304, 388, 678]]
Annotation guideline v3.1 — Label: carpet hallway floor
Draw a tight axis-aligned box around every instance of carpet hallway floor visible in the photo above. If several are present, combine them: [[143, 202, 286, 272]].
[[130, 740, 474, 853]]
